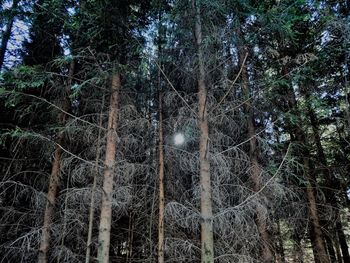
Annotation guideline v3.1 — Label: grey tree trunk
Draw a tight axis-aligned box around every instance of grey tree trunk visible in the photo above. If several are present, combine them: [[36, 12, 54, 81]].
[[97, 73, 121, 263], [85, 95, 105, 263], [158, 92, 165, 263], [192, 1, 214, 262]]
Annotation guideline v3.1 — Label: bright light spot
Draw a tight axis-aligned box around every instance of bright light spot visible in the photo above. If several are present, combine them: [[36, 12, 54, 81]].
[[174, 133, 185, 145]]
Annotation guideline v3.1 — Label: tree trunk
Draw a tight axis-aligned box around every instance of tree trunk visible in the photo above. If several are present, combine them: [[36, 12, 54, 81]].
[[334, 232, 343, 263], [0, 0, 19, 70], [193, 1, 214, 262], [281, 69, 330, 263], [336, 219, 350, 263], [238, 47, 274, 262], [303, 156, 330, 263], [85, 95, 105, 263], [158, 92, 165, 263], [38, 60, 75, 263], [306, 100, 350, 263], [324, 234, 337, 262], [38, 135, 64, 263], [97, 73, 121, 263]]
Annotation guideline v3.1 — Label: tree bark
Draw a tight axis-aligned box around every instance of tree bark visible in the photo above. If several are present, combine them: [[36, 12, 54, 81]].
[[306, 100, 350, 263], [336, 219, 350, 262], [85, 95, 105, 263], [193, 1, 214, 262], [303, 163, 329, 263], [324, 234, 337, 262], [238, 46, 274, 262], [281, 68, 330, 263], [158, 92, 165, 263], [97, 73, 121, 263], [334, 232, 343, 263], [0, 0, 19, 70], [38, 60, 75, 263]]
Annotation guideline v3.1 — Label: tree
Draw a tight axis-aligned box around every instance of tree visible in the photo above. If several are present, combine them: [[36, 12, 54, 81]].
[[193, 0, 214, 262], [0, 0, 19, 70], [97, 72, 121, 262], [0, 0, 349, 262]]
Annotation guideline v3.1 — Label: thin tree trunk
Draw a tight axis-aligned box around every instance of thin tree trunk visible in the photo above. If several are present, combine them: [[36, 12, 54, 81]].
[[0, 0, 19, 70], [334, 232, 343, 263], [158, 91, 165, 263], [157, 11, 165, 261], [97, 73, 121, 263], [127, 213, 134, 263], [238, 47, 274, 262], [324, 234, 337, 262], [306, 100, 350, 263], [193, 1, 214, 262], [85, 95, 105, 263], [38, 60, 75, 263], [38, 135, 64, 263], [303, 156, 330, 263], [336, 219, 350, 262], [281, 67, 330, 263]]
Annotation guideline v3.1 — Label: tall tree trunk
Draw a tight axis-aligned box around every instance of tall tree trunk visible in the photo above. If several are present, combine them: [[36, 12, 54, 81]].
[[85, 95, 105, 263], [238, 47, 274, 262], [336, 217, 350, 262], [281, 68, 329, 263], [324, 235, 337, 262], [193, 1, 214, 262], [158, 92, 165, 263], [303, 164, 329, 263], [0, 0, 19, 70], [38, 60, 75, 263], [334, 232, 343, 263], [97, 73, 121, 263], [157, 10, 165, 261], [306, 99, 350, 263]]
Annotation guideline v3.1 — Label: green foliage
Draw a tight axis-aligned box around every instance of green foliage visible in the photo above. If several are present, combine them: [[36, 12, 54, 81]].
[[0, 66, 48, 108], [0, 127, 40, 146], [2, 65, 46, 90]]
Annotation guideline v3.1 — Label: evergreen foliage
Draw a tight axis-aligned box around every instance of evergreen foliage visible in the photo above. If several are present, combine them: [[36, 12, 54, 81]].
[[0, 0, 349, 262]]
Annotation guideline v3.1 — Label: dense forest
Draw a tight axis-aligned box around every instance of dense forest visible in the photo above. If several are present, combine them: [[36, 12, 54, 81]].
[[0, 0, 349, 262]]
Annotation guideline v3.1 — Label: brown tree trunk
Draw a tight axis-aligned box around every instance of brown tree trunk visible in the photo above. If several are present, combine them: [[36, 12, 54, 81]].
[[193, 1, 214, 262], [85, 95, 105, 263], [97, 73, 121, 263], [158, 92, 165, 263], [306, 100, 350, 263], [38, 135, 64, 263], [38, 60, 75, 263], [336, 220, 350, 262], [0, 0, 19, 70], [281, 68, 329, 263], [238, 47, 274, 262], [303, 165, 329, 263]]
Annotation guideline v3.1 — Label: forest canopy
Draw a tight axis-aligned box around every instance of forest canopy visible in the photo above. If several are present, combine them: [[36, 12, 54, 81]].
[[0, 0, 349, 263]]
